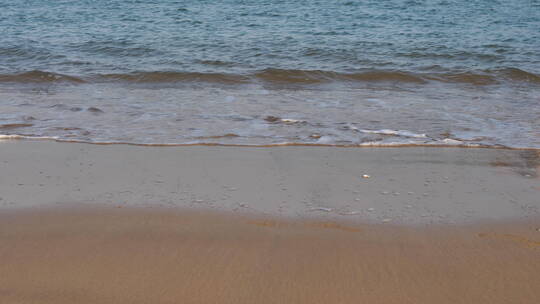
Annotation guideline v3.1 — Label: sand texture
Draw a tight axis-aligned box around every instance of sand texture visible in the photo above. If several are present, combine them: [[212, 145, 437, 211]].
[[1, 208, 540, 304]]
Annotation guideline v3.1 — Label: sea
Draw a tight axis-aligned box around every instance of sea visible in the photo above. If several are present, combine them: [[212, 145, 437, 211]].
[[1, 0, 539, 148]]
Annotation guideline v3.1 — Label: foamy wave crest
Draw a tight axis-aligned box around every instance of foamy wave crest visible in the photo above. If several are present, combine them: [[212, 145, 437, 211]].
[[0, 134, 59, 140], [359, 129, 427, 138], [436, 138, 464, 145]]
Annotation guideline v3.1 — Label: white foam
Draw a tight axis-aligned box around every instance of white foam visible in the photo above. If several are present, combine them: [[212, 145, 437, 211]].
[[0, 134, 59, 141], [360, 129, 427, 138], [316, 136, 334, 144], [358, 141, 418, 147], [280, 118, 306, 124], [431, 138, 484, 147], [436, 138, 463, 145]]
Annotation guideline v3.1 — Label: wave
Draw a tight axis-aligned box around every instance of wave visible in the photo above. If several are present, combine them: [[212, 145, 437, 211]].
[[0, 123, 34, 129], [99, 71, 250, 84], [253, 69, 428, 84], [497, 68, 540, 83], [0, 71, 85, 83], [0, 68, 538, 86]]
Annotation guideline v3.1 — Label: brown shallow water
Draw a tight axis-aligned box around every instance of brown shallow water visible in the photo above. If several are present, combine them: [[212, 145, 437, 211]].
[[1, 207, 540, 304]]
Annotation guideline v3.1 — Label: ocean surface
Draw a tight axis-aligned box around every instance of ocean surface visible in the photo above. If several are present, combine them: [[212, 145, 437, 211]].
[[0, 0, 539, 148]]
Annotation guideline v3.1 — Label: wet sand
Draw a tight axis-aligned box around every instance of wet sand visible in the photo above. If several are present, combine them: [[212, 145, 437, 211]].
[[0, 141, 539, 223], [0, 141, 539, 303]]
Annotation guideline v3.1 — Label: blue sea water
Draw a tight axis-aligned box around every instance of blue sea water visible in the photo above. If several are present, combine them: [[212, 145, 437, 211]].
[[0, 0, 539, 147]]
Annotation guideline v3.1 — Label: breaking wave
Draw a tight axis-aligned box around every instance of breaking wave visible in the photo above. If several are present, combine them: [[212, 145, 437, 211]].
[[0, 68, 538, 86]]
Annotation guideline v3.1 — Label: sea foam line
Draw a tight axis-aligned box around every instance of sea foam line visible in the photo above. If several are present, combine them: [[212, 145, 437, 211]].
[[0, 133, 531, 150], [359, 129, 427, 138]]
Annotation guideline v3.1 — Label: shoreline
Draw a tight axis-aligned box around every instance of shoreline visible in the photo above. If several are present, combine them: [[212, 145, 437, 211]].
[[2, 136, 540, 151]]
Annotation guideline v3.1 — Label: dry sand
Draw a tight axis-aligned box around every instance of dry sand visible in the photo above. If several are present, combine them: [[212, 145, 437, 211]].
[[0, 140, 539, 303], [1, 207, 539, 304]]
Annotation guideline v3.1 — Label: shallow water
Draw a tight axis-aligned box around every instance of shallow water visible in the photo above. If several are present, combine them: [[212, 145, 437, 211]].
[[0, 0, 539, 147]]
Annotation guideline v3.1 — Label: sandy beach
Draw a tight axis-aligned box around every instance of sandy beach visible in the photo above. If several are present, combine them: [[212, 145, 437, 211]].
[[0, 141, 539, 303], [2, 0, 539, 302]]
